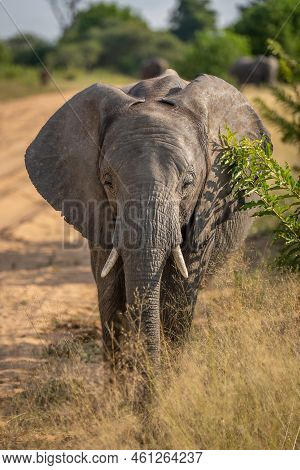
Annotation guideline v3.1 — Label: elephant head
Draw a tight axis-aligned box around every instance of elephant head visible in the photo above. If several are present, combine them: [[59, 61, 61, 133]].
[[25, 73, 269, 362]]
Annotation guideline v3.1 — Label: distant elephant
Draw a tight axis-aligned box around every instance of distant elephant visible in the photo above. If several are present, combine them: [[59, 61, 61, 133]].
[[230, 55, 279, 86], [25, 71, 270, 365], [140, 57, 168, 79]]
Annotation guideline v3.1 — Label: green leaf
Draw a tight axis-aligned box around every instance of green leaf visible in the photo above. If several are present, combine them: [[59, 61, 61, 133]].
[[219, 126, 300, 270]]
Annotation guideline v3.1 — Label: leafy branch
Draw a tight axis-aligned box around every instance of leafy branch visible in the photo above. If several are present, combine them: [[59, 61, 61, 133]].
[[219, 128, 300, 269]]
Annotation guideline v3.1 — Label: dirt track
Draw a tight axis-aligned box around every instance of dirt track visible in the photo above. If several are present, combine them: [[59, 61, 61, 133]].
[[0, 90, 99, 397], [0, 87, 297, 398]]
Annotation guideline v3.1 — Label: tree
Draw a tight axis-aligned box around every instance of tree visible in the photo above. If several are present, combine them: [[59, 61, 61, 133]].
[[51, 2, 186, 74], [99, 23, 186, 74], [51, 3, 145, 71], [255, 40, 300, 154], [233, 0, 300, 60], [170, 0, 216, 41], [47, 39, 102, 70], [5, 34, 53, 66], [176, 30, 250, 81], [64, 2, 146, 40]]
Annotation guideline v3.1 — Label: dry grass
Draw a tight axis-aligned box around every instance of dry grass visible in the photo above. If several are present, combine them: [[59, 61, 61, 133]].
[[0, 254, 299, 450]]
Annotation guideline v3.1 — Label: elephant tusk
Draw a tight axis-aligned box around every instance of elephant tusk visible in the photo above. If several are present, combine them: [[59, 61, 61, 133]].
[[101, 248, 119, 278], [172, 246, 188, 279]]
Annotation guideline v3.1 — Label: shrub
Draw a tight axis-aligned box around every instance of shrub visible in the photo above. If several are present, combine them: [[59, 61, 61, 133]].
[[51, 21, 185, 74], [100, 24, 185, 74], [67, 2, 146, 39], [232, 0, 300, 60], [177, 30, 250, 81], [48, 40, 102, 70], [5, 34, 53, 66], [0, 41, 12, 64], [219, 129, 300, 269]]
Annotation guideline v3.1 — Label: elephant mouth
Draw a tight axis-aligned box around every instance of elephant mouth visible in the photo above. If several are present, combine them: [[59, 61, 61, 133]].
[[100, 245, 188, 279], [100, 187, 188, 279]]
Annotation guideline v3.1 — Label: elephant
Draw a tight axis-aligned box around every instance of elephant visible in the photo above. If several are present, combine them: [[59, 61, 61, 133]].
[[230, 55, 279, 86], [25, 70, 270, 366], [140, 57, 168, 80]]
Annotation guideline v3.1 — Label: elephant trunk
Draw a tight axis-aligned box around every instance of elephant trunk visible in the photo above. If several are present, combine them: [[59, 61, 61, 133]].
[[122, 248, 165, 362], [103, 185, 184, 362]]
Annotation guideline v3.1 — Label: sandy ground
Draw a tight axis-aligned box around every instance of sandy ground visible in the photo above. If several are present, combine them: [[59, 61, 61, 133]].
[[0, 90, 99, 397], [0, 85, 298, 398]]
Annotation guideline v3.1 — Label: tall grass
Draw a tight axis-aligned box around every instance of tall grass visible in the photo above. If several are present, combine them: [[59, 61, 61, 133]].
[[0, 255, 299, 450]]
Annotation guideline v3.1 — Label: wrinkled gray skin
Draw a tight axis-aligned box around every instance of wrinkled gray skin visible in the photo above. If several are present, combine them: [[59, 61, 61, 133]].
[[25, 70, 270, 365], [140, 58, 169, 80], [230, 55, 279, 86]]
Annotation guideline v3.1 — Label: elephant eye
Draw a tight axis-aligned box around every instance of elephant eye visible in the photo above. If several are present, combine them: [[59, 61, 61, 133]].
[[182, 173, 195, 191], [103, 174, 113, 190]]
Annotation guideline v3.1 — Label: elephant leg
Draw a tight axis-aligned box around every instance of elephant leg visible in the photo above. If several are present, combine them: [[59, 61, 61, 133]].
[[90, 248, 126, 363], [160, 258, 195, 346], [160, 238, 216, 347]]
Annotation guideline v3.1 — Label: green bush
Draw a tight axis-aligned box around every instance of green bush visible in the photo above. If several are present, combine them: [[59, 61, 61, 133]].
[[219, 129, 300, 270], [66, 2, 146, 39], [0, 41, 12, 64], [0, 64, 44, 101], [5, 34, 53, 66], [49, 2, 185, 74], [48, 39, 102, 70], [0, 63, 25, 79], [99, 21, 155, 74], [177, 30, 250, 81], [99, 24, 186, 74], [153, 31, 188, 68], [232, 0, 300, 60]]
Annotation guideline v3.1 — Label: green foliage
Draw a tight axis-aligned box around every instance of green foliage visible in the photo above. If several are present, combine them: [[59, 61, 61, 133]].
[[219, 129, 300, 269], [48, 38, 102, 70], [153, 32, 187, 67], [66, 2, 146, 39], [0, 64, 46, 101], [5, 34, 53, 66], [170, 0, 216, 41], [177, 30, 250, 81], [48, 2, 147, 72], [232, 0, 300, 60], [0, 41, 12, 64], [100, 21, 155, 73], [100, 24, 186, 74], [49, 2, 185, 75], [255, 40, 300, 150]]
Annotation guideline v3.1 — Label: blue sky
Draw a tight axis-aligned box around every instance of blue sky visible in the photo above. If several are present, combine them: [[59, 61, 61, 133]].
[[0, 0, 249, 41]]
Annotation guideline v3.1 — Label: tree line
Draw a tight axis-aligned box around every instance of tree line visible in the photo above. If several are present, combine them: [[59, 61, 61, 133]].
[[0, 0, 299, 80]]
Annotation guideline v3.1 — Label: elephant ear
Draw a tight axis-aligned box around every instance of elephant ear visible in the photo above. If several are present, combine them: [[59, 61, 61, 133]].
[[164, 74, 271, 258], [25, 83, 143, 247]]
